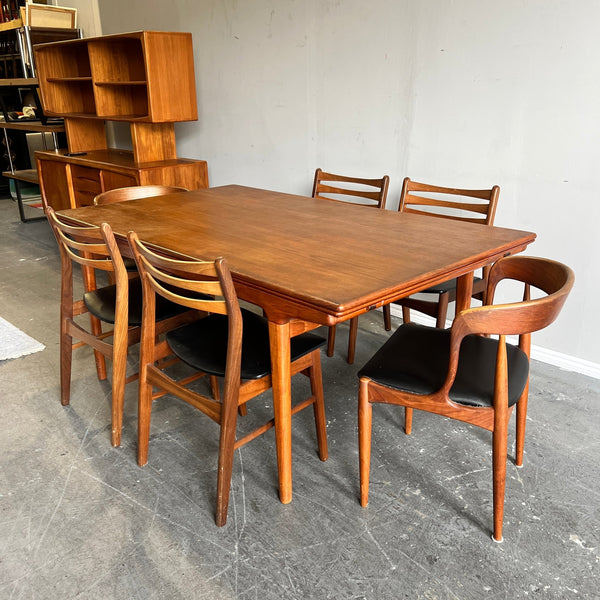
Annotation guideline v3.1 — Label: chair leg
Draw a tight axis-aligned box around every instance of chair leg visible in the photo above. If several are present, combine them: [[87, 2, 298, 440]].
[[60, 323, 72, 407], [402, 305, 411, 324], [358, 379, 372, 507], [404, 407, 413, 434], [327, 325, 336, 357], [210, 375, 221, 401], [436, 292, 450, 328], [215, 398, 238, 527], [90, 314, 108, 380], [347, 317, 359, 364], [515, 380, 530, 467], [383, 304, 392, 331], [492, 415, 509, 543], [309, 349, 328, 461], [110, 337, 128, 448], [137, 369, 153, 467], [110, 364, 126, 448]]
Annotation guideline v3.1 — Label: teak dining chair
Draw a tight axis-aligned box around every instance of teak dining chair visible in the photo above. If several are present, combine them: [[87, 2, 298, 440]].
[[358, 255, 574, 542], [128, 231, 329, 527], [312, 168, 390, 364], [46, 207, 195, 447], [83, 185, 188, 368], [393, 177, 500, 328]]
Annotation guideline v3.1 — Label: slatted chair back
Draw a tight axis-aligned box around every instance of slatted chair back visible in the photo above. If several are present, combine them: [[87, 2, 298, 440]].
[[399, 177, 499, 225], [312, 168, 389, 208], [47, 206, 126, 283]]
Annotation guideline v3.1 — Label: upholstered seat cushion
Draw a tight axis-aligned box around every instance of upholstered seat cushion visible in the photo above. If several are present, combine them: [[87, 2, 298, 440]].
[[83, 278, 188, 326], [358, 323, 529, 408], [167, 309, 326, 380], [419, 275, 483, 295]]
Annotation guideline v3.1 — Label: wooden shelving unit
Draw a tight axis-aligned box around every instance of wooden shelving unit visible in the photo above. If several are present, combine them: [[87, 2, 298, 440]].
[[34, 30, 207, 211]]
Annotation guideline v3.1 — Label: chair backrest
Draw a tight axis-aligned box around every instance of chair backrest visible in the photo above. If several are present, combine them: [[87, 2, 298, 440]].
[[46, 206, 126, 284], [398, 177, 499, 225], [127, 231, 243, 393], [312, 168, 389, 208], [446, 256, 574, 382], [94, 185, 188, 205]]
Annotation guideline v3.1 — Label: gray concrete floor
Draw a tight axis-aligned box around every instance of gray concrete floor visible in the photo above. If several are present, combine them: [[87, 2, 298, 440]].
[[1, 195, 599, 600]]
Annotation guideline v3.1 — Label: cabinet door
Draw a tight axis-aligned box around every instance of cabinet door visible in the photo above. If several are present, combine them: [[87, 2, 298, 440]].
[[101, 170, 138, 191], [71, 165, 102, 207], [138, 161, 209, 191], [37, 159, 72, 211]]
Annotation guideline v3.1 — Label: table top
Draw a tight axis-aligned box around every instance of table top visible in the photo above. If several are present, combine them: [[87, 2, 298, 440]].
[[59, 184, 536, 324]]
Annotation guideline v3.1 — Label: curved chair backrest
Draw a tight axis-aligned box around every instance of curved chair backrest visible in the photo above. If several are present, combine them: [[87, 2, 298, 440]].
[[445, 256, 574, 384], [94, 185, 188, 205], [45, 206, 126, 281], [128, 231, 243, 391], [312, 168, 389, 208], [399, 177, 499, 225]]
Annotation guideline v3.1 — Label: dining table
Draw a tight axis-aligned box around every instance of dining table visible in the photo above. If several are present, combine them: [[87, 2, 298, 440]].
[[58, 184, 537, 504]]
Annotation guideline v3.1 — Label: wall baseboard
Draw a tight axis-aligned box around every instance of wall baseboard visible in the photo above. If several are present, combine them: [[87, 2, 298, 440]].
[[385, 305, 600, 380], [529, 346, 600, 379]]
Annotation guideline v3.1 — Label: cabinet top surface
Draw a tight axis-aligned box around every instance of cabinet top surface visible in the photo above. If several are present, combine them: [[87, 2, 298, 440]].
[[36, 148, 205, 170], [34, 30, 192, 49]]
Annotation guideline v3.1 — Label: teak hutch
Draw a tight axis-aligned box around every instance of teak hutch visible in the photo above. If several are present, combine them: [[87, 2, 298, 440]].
[[33, 30, 208, 210]]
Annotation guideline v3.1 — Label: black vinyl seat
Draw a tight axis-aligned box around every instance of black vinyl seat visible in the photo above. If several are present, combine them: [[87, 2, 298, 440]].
[[83, 278, 189, 326], [168, 309, 325, 380], [358, 322, 529, 409]]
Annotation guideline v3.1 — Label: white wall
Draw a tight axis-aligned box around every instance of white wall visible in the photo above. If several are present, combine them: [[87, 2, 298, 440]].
[[94, 0, 598, 371], [49, 0, 102, 37]]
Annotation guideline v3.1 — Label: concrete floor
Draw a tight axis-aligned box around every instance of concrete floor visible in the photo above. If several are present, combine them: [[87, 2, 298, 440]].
[[1, 195, 599, 600]]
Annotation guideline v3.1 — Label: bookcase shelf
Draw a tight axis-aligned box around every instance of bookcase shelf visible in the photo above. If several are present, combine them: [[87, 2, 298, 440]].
[[33, 31, 208, 212], [35, 31, 197, 122]]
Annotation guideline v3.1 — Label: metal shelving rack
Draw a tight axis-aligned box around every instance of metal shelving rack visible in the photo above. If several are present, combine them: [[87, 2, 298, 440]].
[[0, 20, 80, 221]]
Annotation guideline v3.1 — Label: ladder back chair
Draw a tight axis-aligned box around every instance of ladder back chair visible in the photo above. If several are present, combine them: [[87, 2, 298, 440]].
[[312, 168, 391, 364], [393, 177, 500, 328], [46, 207, 196, 447], [128, 231, 329, 527], [358, 255, 574, 542]]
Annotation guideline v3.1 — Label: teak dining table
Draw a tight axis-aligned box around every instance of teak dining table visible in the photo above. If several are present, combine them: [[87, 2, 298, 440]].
[[58, 184, 537, 505]]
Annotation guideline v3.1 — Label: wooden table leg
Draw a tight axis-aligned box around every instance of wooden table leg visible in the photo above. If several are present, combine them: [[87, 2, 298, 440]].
[[268, 319, 293, 504], [455, 272, 474, 314]]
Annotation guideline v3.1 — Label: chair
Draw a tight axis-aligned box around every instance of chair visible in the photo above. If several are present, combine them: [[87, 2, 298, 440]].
[[392, 177, 500, 328], [312, 168, 390, 364], [46, 207, 196, 447], [358, 255, 574, 541], [128, 231, 329, 527]]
